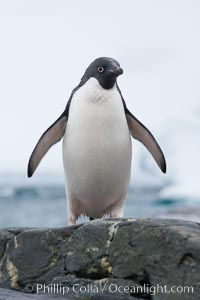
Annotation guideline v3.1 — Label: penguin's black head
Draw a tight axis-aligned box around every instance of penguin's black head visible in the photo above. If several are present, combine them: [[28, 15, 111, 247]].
[[82, 57, 123, 89]]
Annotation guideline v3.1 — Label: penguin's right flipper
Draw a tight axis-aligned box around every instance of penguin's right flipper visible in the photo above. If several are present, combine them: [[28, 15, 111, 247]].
[[27, 113, 67, 177]]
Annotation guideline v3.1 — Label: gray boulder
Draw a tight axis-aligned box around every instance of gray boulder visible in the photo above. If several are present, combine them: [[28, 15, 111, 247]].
[[0, 218, 200, 300]]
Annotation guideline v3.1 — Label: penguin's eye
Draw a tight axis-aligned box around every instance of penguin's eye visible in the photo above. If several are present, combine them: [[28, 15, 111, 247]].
[[97, 66, 104, 73]]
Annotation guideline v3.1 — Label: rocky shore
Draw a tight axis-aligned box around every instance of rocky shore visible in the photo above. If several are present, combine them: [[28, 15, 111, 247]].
[[0, 218, 200, 300]]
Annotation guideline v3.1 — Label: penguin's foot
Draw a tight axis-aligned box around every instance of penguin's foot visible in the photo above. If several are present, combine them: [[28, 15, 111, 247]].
[[68, 215, 76, 225], [110, 208, 124, 218]]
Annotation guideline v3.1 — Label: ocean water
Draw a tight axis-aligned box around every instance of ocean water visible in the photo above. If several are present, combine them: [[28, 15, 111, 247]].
[[0, 182, 163, 227], [0, 172, 197, 228]]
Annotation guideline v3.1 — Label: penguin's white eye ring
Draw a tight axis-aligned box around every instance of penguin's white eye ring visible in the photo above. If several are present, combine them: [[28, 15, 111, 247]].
[[97, 66, 104, 73]]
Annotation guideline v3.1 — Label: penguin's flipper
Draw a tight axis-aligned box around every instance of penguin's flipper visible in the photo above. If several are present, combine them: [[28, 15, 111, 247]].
[[126, 109, 166, 173], [27, 114, 67, 177]]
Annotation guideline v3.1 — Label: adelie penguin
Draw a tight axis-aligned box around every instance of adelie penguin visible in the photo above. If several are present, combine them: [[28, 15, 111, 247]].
[[27, 57, 166, 225]]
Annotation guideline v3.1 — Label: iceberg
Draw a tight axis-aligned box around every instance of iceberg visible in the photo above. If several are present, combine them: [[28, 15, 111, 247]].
[[135, 113, 200, 204]]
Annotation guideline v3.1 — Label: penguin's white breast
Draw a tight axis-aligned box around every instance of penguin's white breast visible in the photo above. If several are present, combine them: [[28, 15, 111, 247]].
[[62, 78, 132, 214]]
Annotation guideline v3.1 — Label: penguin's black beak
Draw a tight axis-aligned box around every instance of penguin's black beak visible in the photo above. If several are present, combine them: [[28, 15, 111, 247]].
[[111, 67, 123, 76]]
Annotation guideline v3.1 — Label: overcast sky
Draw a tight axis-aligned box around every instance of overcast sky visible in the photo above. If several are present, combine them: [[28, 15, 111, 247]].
[[0, 0, 200, 175]]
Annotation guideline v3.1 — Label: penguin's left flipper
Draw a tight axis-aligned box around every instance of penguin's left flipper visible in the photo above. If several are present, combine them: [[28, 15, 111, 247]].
[[27, 113, 67, 177], [126, 109, 166, 173]]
